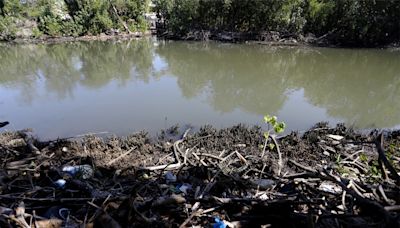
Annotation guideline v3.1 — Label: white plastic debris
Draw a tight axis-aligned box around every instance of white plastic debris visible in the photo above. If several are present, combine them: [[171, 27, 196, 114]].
[[251, 179, 275, 190], [62, 147, 68, 152], [258, 193, 270, 200], [62, 164, 94, 179], [165, 171, 177, 183], [54, 179, 66, 188], [44, 206, 70, 220], [337, 205, 345, 211], [178, 183, 192, 194], [326, 134, 344, 141], [318, 181, 342, 194], [58, 208, 70, 220]]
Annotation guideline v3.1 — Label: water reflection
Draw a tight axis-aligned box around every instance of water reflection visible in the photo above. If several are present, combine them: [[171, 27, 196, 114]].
[[0, 40, 153, 100], [1, 39, 399, 138], [156, 42, 400, 128]]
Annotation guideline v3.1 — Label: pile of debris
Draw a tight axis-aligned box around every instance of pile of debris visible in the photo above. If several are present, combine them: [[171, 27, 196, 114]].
[[0, 124, 399, 227]]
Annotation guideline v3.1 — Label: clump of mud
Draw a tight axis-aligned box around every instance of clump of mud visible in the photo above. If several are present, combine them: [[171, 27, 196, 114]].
[[0, 124, 399, 227]]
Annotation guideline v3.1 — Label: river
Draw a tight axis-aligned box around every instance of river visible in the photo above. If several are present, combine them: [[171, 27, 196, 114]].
[[1, 38, 399, 139]]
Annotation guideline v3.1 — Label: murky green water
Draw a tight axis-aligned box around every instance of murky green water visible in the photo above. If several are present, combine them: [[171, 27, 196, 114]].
[[1, 38, 399, 139]]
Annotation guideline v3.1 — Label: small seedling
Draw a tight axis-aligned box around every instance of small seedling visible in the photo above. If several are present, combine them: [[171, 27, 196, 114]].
[[263, 115, 286, 139], [262, 115, 286, 176]]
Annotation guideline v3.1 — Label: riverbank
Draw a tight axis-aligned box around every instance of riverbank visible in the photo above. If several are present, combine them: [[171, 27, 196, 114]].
[[1, 1, 400, 48], [158, 30, 400, 48], [3, 31, 400, 49], [1, 31, 152, 44], [0, 31, 318, 48], [0, 123, 399, 227], [158, 30, 314, 46], [154, 1, 400, 48], [1, 30, 306, 46]]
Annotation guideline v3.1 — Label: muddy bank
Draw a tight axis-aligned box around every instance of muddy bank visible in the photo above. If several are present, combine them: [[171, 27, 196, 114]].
[[1, 32, 152, 45], [2, 30, 311, 47], [4, 29, 399, 49], [157, 30, 400, 48], [159, 30, 319, 47], [0, 123, 399, 227]]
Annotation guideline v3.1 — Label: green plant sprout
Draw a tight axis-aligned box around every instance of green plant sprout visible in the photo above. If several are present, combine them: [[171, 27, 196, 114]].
[[264, 115, 286, 136], [263, 115, 286, 149], [262, 115, 286, 176]]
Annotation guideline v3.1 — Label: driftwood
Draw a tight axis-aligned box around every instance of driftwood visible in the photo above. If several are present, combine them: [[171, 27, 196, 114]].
[[375, 133, 400, 184], [0, 121, 9, 128], [111, 4, 132, 35], [107, 147, 136, 166], [0, 124, 399, 227]]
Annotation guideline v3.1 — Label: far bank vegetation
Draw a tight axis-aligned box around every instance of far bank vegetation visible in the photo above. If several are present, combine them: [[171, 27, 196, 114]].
[[0, 0, 399, 47], [0, 0, 149, 40]]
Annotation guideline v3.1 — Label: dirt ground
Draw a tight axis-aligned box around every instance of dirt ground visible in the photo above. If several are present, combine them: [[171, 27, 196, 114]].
[[0, 123, 399, 227]]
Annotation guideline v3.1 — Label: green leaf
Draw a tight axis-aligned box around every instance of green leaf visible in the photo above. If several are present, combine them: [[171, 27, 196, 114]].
[[335, 154, 341, 163], [269, 143, 275, 150], [264, 115, 286, 135], [359, 153, 368, 163], [264, 115, 277, 126], [264, 132, 270, 139], [269, 116, 277, 126], [264, 115, 272, 123], [274, 122, 286, 134]]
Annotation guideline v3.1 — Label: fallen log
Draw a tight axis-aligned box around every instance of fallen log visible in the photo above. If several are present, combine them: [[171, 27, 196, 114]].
[[0, 121, 9, 128]]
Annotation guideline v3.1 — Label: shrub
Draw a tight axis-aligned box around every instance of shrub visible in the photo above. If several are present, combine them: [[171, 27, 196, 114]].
[[62, 19, 84, 36], [72, 0, 113, 35], [31, 26, 43, 38], [0, 16, 17, 40], [39, 15, 62, 36], [3, 0, 23, 16], [1, 0, 151, 38], [89, 12, 113, 34], [304, 0, 335, 35], [155, 0, 400, 46]]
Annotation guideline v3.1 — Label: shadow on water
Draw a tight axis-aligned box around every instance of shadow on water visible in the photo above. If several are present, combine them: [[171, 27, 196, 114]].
[[0, 39, 400, 138]]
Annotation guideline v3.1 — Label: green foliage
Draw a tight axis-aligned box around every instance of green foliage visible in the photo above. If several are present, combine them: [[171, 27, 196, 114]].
[[0, 0, 150, 39], [368, 160, 382, 179], [303, 0, 400, 46], [156, 0, 286, 33], [113, 0, 149, 21], [304, 0, 335, 33], [2, 0, 24, 16], [31, 27, 43, 38], [62, 19, 84, 37], [167, 0, 200, 35], [0, 0, 398, 45], [264, 115, 286, 136], [153, 0, 173, 22], [263, 115, 285, 143], [39, 15, 62, 36], [359, 152, 368, 163], [268, 143, 275, 150], [155, 0, 400, 46], [70, 0, 112, 35], [0, 16, 17, 40], [67, 0, 150, 34], [25, 0, 51, 18], [262, 115, 285, 168], [89, 12, 114, 35]]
